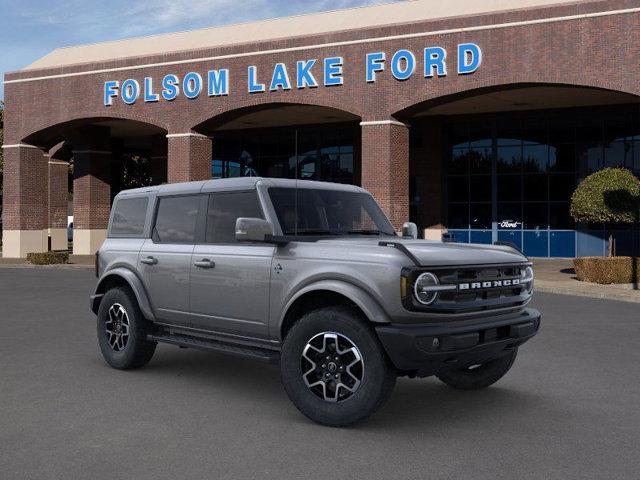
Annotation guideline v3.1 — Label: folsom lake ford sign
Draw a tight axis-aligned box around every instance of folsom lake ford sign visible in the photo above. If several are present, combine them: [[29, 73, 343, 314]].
[[103, 43, 482, 106]]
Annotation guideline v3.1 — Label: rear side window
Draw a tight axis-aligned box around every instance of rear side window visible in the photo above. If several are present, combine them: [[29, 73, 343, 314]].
[[110, 197, 148, 236], [205, 192, 263, 243], [153, 195, 200, 244]]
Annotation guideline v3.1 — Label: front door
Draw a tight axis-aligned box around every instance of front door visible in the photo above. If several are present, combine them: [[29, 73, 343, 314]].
[[189, 191, 274, 339], [138, 194, 201, 326]]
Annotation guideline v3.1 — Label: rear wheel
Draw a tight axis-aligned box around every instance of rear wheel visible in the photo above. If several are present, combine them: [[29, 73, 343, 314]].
[[97, 287, 156, 369], [436, 349, 518, 390], [280, 306, 396, 427]]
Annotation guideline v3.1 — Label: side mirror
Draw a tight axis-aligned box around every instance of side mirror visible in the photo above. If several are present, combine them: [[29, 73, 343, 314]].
[[402, 222, 418, 239], [235, 217, 273, 242]]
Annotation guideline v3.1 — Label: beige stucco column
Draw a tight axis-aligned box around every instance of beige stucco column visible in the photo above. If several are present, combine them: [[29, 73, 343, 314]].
[[1, 143, 49, 258], [360, 120, 410, 231], [166, 132, 212, 183]]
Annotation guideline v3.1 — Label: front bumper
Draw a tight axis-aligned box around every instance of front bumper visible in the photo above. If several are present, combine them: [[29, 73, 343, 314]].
[[376, 308, 540, 377]]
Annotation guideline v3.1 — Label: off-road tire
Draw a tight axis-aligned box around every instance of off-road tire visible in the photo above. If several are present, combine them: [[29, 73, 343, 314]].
[[436, 349, 518, 390], [280, 306, 396, 427], [97, 287, 157, 370]]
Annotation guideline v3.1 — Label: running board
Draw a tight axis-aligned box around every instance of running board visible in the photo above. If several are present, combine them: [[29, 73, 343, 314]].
[[148, 333, 280, 364]]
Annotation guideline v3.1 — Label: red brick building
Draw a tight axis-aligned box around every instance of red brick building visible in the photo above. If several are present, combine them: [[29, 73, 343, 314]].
[[3, 0, 640, 257]]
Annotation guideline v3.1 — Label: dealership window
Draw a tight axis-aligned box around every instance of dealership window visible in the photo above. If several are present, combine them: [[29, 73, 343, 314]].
[[444, 105, 640, 257], [211, 123, 358, 185]]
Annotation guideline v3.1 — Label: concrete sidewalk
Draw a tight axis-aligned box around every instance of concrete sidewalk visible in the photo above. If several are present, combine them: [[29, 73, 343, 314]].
[[0, 254, 94, 268], [532, 258, 640, 304]]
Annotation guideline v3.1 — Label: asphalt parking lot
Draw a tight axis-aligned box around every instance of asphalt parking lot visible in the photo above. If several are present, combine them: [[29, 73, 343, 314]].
[[1, 267, 639, 480]]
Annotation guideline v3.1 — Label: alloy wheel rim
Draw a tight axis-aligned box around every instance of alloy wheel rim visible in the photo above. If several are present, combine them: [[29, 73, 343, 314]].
[[105, 303, 130, 352], [301, 332, 364, 403]]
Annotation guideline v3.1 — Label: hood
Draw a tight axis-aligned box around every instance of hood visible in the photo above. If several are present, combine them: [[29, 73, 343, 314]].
[[397, 239, 527, 266], [313, 237, 527, 266]]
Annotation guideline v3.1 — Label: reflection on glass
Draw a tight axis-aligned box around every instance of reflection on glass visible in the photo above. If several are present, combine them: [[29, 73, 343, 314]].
[[523, 145, 548, 173], [470, 203, 491, 229], [211, 124, 357, 184], [497, 145, 522, 173]]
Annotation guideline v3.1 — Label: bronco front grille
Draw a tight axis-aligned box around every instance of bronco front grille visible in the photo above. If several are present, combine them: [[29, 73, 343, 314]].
[[403, 263, 532, 314]]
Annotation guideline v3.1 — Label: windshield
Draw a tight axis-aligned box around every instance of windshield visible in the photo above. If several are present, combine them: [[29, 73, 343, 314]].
[[268, 187, 396, 236]]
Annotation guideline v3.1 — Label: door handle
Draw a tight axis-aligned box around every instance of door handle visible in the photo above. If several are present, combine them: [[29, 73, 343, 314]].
[[194, 259, 215, 269], [140, 256, 158, 265]]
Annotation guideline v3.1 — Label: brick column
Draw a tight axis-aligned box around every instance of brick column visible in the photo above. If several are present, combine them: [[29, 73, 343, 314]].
[[166, 133, 212, 183], [1, 144, 49, 257], [151, 134, 168, 184], [70, 126, 111, 255], [360, 120, 410, 230], [48, 159, 69, 251]]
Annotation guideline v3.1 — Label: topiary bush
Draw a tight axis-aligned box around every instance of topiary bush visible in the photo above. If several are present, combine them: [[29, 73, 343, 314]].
[[574, 256, 640, 284], [570, 168, 640, 224], [571, 168, 640, 256], [27, 251, 69, 265]]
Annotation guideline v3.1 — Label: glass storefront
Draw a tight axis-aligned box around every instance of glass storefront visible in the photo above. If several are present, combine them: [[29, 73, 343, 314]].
[[211, 122, 359, 185], [445, 105, 640, 257]]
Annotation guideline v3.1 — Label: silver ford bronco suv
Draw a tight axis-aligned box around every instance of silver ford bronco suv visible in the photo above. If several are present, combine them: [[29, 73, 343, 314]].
[[91, 177, 540, 426]]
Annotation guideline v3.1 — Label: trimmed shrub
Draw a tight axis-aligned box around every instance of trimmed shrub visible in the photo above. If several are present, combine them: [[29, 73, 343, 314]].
[[574, 256, 640, 284], [570, 168, 640, 224], [27, 251, 69, 265]]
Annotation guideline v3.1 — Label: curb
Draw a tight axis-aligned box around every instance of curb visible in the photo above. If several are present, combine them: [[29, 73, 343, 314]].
[[535, 280, 640, 304], [0, 263, 93, 270]]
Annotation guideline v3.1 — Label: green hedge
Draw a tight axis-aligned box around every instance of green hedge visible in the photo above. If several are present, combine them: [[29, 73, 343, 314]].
[[574, 256, 640, 284], [570, 168, 640, 224], [27, 251, 70, 265]]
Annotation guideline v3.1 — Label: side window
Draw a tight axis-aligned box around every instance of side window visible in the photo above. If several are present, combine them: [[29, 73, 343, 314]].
[[110, 197, 148, 236], [205, 192, 263, 243], [153, 195, 200, 244]]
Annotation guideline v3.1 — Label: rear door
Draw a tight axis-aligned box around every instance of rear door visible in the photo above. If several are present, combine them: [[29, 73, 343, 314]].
[[138, 194, 202, 326], [189, 191, 274, 339]]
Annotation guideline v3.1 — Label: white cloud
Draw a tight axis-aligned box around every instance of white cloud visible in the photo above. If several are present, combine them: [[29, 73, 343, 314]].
[[12, 0, 397, 41]]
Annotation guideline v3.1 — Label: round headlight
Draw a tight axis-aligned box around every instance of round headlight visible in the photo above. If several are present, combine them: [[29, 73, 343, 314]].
[[413, 272, 439, 305], [522, 266, 534, 291]]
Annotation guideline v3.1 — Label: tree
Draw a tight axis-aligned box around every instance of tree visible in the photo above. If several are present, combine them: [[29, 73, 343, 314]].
[[570, 167, 640, 255]]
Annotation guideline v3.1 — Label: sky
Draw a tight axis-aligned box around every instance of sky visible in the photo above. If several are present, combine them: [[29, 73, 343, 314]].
[[0, 0, 398, 100]]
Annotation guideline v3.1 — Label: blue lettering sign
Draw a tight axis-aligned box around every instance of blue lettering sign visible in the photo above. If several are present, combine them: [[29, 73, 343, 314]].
[[144, 77, 159, 102], [424, 47, 447, 77], [457, 43, 482, 74], [101, 45, 483, 105], [270, 63, 292, 91], [324, 57, 343, 86], [390, 50, 415, 81], [248, 66, 265, 93], [296, 60, 318, 88], [104, 80, 119, 106], [183, 72, 203, 99], [366, 52, 385, 83], [121, 79, 140, 104], [208, 69, 229, 96], [161, 74, 179, 101]]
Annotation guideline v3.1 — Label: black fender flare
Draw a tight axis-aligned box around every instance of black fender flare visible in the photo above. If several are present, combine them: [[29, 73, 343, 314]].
[[91, 268, 155, 321]]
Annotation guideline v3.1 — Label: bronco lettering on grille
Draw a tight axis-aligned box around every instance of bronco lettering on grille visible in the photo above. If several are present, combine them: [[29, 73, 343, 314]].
[[458, 278, 521, 290]]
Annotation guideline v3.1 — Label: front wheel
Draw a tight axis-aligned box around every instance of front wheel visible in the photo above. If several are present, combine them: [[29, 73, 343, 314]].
[[280, 307, 396, 427], [97, 287, 157, 370], [436, 349, 518, 390]]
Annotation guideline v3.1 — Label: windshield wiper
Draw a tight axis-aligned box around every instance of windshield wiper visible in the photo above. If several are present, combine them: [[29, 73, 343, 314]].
[[288, 229, 341, 236], [347, 229, 390, 236]]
